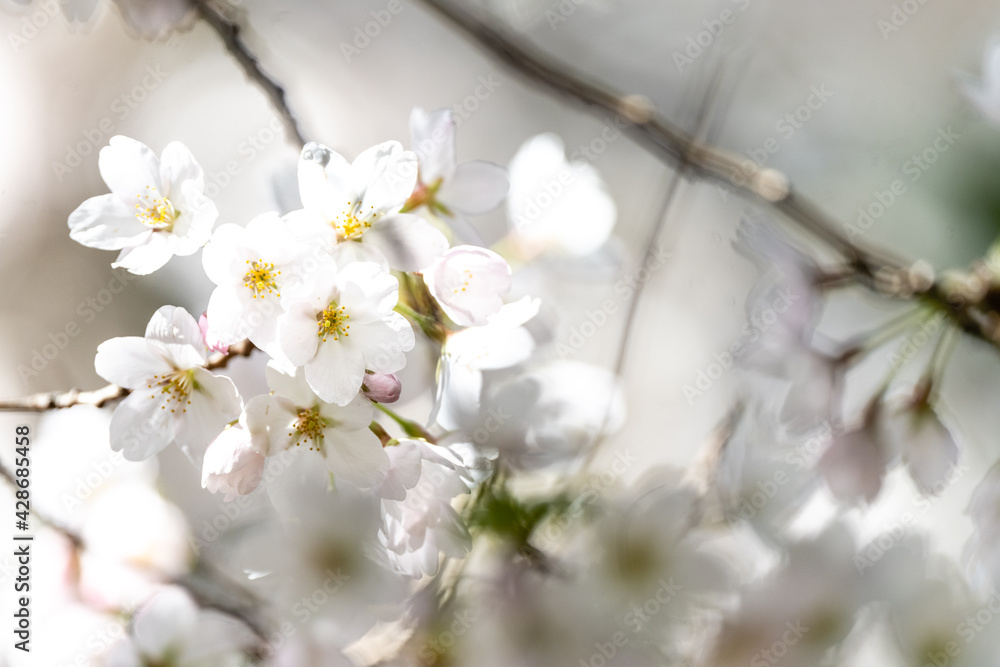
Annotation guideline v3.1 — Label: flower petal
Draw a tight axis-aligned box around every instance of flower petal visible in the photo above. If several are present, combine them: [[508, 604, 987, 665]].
[[305, 337, 366, 405], [68, 194, 149, 250], [323, 427, 388, 488], [95, 336, 173, 389], [438, 160, 508, 215], [109, 389, 176, 461], [99, 135, 163, 201]]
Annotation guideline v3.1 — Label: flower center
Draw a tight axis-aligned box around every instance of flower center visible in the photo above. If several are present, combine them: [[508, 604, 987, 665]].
[[243, 259, 281, 299], [332, 201, 375, 241], [451, 268, 472, 295], [289, 406, 327, 452], [317, 302, 351, 342], [146, 369, 196, 413], [134, 185, 178, 230]]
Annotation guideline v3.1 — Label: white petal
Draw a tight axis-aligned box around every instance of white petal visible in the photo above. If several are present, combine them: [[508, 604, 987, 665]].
[[173, 369, 241, 466], [265, 362, 318, 407], [365, 213, 448, 272], [145, 306, 208, 367], [410, 107, 456, 184], [277, 301, 321, 367], [425, 246, 510, 326], [298, 142, 353, 216], [438, 160, 508, 215], [99, 135, 163, 200], [305, 338, 366, 405], [818, 429, 886, 504], [356, 315, 414, 374], [109, 390, 176, 460], [318, 388, 376, 431], [323, 427, 388, 488], [68, 194, 149, 250], [159, 141, 205, 194], [95, 336, 173, 388], [352, 141, 417, 213], [112, 233, 175, 275]]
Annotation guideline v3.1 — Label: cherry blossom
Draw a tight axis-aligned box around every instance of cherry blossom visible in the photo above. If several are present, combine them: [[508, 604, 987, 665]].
[[105, 587, 256, 667], [406, 107, 509, 218], [244, 363, 388, 489], [377, 439, 475, 577], [68, 136, 218, 275], [287, 140, 448, 271], [506, 133, 616, 256], [277, 260, 414, 405], [94, 306, 241, 464], [202, 211, 308, 351], [423, 245, 512, 326], [201, 420, 265, 502]]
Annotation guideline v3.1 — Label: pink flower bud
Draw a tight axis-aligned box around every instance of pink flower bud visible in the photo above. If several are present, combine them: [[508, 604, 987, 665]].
[[362, 372, 402, 403]]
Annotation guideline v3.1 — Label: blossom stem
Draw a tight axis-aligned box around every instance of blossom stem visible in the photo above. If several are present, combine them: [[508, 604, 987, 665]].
[[374, 402, 436, 443]]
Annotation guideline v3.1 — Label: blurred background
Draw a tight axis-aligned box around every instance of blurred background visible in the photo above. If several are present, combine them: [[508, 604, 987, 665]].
[[3, 0, 1000, 664]]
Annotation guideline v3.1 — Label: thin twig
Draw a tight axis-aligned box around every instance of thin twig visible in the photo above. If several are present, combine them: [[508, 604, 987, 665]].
[[0, 340, 255, 412], [194, 0, 307, 148]]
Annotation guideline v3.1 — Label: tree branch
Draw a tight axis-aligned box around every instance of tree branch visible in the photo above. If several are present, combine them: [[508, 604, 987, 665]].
[[0, 340, 255, 413], [194, 0, 307, 148], [413, 0, 1000, 350]]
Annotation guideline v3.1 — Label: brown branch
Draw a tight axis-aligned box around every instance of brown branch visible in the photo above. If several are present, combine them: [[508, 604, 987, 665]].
[[413, 0, 1000, 350], [0, 340, 255, 413], [194, 1, 307, 148]]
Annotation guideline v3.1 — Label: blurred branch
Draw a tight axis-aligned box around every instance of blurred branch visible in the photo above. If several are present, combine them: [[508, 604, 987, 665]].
[[0, 455, 272, 645], [414, 0, 1000, 350], [0, 340, 255, 413], [194, 0, 307, 148]]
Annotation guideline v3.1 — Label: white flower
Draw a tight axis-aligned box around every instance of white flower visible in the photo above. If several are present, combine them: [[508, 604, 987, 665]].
[[277, 260, 415, 406], [68, 136, 218, 275], [506, 133, 616, 256], [407, 107, 509, 216], [423, 245, 512, 326], [95, 306, 241, 464], [431, 296, 539, 431], [202, 212, 308, 351], [201, 421, 265, 502], [245, 363, 388, 489], [105, 587, 256, 667], [377, 439, 475, 577], [961, 38, 1000, 125], [287, 141, 448, 271]]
